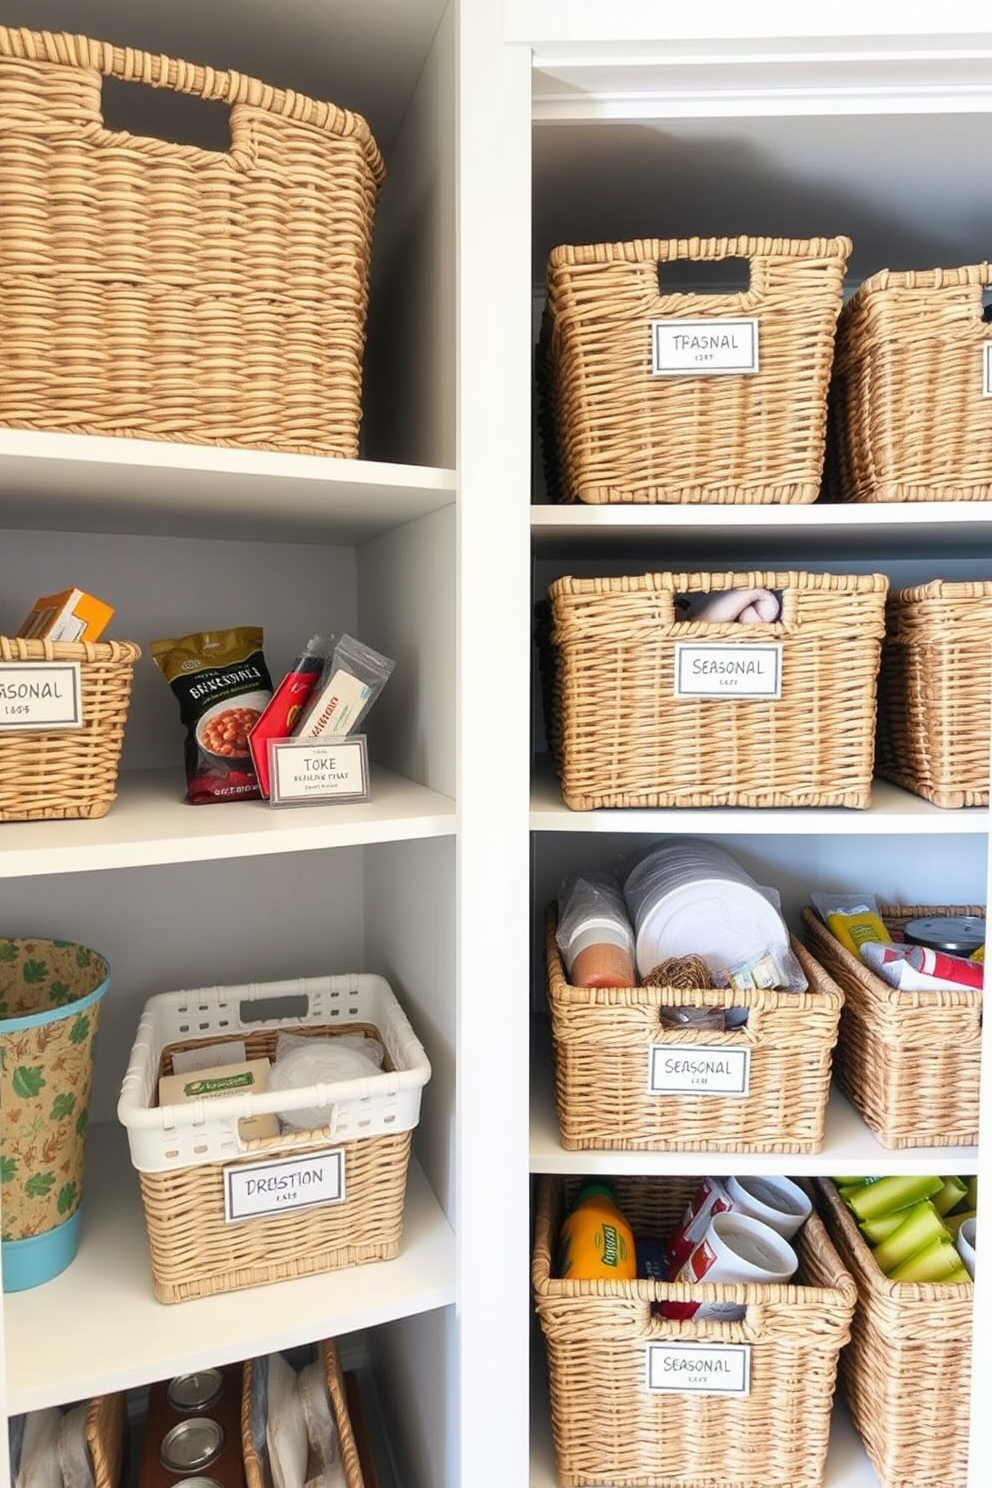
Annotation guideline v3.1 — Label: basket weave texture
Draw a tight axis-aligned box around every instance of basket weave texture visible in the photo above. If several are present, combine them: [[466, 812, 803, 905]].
[[138, 1020, 412, 1303], [534, 1175, 855, 1488], [545, 570, 888, 809], [546, 910, 843, 1153], [876, 580, 992, 807], [544, 235, 850, 505], [0, 636, 140, 820], [816, 1180, 972, 1488], [243, 1341, 365, 1488], [830, 262, 992, 502], [802, 905, 983, 1149], [0, 26, 383, 456], [86, 1393, 127, 1488]]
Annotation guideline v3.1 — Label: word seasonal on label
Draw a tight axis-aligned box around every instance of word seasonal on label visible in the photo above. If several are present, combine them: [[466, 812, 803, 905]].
[[646, 1343, 751, 1396], [0, 663, 82, 730], [224, 1150, 345, 1222], [649, 1044, 751, 1098], [269, 735, 370, 806], [674, 643, 782, 700], [651, 318, 759, 376]]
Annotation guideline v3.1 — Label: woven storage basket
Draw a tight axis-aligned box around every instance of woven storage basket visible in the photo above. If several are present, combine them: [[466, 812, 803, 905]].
[[543, 235, 850, 505], [876, 581, 992, 808], [816, 1179, 973, 1488], [802, 904, 983, 1149], [0, 636, 140, 820], [0, 27, 384, 457], [534, 1175, 855, 1488], [118, 974, 430, 1303], [243, 1341, 365, 1488], [546, 910, 843, 1153], [545, 570, 888, 809], [830, 263, 992, 502]]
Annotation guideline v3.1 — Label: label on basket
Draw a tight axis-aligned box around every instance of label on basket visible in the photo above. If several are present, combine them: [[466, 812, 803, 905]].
[[983, 343, 992, 397], [223, 1149, 346, 1223], [0, 662, 82, 730], [651, 318, 759, 376], [674, 643, 782, 699], [646, 1343, 751, 1396], [648, 1044, 751, 1097]]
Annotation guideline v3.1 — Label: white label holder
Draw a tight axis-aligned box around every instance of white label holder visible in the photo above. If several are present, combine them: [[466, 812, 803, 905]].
[[646, 1343, 751, 1396], [0, 661, 82, 730], [649, 1044, 751, 1097], [651, 318, 759, 376], [224, 1149, 346, 1223], [268, 734, 370, 806], [674, 643, 782, 699], [983, 342, 992, 398]]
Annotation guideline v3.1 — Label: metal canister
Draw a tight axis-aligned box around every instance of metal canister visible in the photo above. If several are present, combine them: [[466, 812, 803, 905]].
[[903, 916, 985, 955], [171, 1481, 224, 1488], [159, 1419, 224, 1474], [167, 1372, 224, 1413]]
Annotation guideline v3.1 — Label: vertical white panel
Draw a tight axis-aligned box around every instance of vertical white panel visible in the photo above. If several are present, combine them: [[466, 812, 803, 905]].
[[366, 1308, 458, 1488], [457, 4, 533, 1487]]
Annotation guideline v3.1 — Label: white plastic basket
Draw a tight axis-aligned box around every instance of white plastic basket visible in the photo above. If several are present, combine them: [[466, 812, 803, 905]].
[[118, 974, 430, 1174]]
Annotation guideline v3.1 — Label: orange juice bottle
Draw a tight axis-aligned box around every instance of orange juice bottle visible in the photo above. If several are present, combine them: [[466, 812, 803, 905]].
[[558, 1182, 636, 1281]]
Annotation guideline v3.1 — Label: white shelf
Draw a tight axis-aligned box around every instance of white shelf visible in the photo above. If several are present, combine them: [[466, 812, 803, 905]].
[[0, 429, 455, 545], [531, 758, 990, 835], [4, 1125, 456, 1415], [0, 766, 456, 878], [530, 1060, 979, 1177], [531, 1391, 881, 1487]]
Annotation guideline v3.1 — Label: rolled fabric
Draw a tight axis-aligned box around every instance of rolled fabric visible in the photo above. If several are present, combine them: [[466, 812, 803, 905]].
[[687, 588, 782, 625], [861, 941, 984, 992]]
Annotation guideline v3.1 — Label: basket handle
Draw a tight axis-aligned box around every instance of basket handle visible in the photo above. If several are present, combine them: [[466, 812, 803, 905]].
[[649, 575, 801, 632], [654, 238, 765, 313]]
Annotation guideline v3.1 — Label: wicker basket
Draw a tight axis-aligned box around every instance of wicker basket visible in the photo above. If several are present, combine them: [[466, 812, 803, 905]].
[[0, 636, 140, 820], [118, 975, 430, 1303], [876, 581, 992, 808], [0, 27, 384, 457], [543, 235, 850, 505], [545, 569, 888, 809], [534, 1175, 856, 1488], [243, 1341, 365, 1488], [546, 910, 843, 1153], [802, 904, 983, 1149], [830, 263, 992, 502], [816, 1179, 973, 1488], [85, 1393, 127, 1488]]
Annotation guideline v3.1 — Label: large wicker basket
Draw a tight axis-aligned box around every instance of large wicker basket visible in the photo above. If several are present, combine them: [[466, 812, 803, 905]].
[[830, 262, 992, 501], [0, 636, 140, 820], [534, 1175, 856, 1488], [118, 975, 430, 1303], [546, 911, 843, 1153], [243, 1341, 365, 1488], [816, 1179, 973, 1488], [544, 235, 850, 505], [86, 1393, 127, 1488], [0, 27, 384, 457], [802, 904, 983, 1149], [877, 580, 992, 808], [545, 570, 888, 809]]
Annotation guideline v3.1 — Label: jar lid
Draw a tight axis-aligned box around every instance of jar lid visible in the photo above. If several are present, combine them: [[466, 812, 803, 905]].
[[903, 916, 985, 954], [167, 1371, 224, 1413], [160, 1419, 224, 1473]]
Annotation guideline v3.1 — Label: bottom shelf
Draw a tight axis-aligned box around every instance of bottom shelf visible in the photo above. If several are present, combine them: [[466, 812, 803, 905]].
[[530, 1389, 881, 1487], [5, 1124, 456, 1414]]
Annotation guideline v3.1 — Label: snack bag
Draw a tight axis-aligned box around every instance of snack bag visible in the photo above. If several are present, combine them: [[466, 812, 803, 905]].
[[811, 892, 892, 957], [152, 627, 273, 804]]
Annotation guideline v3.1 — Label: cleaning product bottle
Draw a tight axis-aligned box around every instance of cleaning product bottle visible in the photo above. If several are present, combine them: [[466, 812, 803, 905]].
[[558, 1182, 636, 1281]]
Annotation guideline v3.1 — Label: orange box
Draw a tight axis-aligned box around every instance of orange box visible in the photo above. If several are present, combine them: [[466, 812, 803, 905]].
[[15, 588, 114, 643]]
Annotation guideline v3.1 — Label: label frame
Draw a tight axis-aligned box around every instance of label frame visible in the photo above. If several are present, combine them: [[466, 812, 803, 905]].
[[983, 342, 992, 398], [651, 317, 759, 377], [674, 642, 783, 700], [268, 734, 370, 807], [645, 1342, 751, 1396], [0, 661, 82, 731], [648, 1043, 751, 1098], [223, 1148, 346, 1223]]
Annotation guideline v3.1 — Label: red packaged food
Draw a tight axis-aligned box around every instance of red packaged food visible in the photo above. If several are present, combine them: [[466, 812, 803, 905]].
[[151, 627, 273, 804], [248, 634, 334, 798]]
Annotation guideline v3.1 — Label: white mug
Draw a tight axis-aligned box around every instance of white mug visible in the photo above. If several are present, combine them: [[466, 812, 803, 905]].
[[664, 1211, 798, 1321], [957, 1218, 976, 1279], [723, 1175, 812, 1241]]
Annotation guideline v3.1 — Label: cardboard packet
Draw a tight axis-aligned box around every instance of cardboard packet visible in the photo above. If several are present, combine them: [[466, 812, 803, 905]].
[[158, 1057, 279, 1142]]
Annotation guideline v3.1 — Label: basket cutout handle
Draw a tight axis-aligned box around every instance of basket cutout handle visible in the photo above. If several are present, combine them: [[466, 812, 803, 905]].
[[239, 992, 309, 1025], [653, 239, 767, 316], [99, 74, 236, 161], [657, 256, 751, 297]]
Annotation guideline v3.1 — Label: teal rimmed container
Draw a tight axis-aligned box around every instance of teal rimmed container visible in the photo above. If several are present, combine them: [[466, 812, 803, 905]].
[[0, 937, 109, 1291]]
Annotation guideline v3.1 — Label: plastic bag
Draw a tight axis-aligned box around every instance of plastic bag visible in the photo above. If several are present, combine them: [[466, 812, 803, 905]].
[[811, 891, 891, 956], [296, 634, 395, 739], [709, 942, 808, 994], [270, 1033, 385, 1131]]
